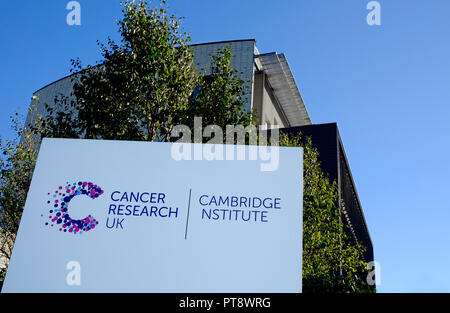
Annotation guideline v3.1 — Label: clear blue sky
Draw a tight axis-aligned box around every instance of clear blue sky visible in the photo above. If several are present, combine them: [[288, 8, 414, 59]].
[[1, 0, 449, 292]]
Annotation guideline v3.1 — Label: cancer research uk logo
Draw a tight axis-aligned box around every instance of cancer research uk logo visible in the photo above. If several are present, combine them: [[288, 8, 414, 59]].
[[41, 181, 178, 234], [42, 181, 103, 235]]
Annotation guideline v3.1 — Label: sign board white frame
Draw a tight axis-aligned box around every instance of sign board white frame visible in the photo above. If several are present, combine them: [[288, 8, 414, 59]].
[[2, 138, 303, 293]]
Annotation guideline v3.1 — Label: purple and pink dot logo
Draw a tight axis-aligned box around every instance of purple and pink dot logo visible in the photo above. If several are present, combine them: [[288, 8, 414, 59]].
[[43, 181, 103, 235]]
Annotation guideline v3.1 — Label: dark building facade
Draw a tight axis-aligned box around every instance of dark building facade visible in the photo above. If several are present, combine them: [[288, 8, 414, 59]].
[[279, 123, 374, 264]]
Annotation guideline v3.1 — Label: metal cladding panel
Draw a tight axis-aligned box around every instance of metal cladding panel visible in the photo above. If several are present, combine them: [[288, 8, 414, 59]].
[[27, 74, 76, 133], [191, 40, 256, 113]]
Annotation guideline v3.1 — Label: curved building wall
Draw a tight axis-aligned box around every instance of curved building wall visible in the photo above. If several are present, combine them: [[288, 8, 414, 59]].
[[27, 39, 257, 130], [27, 74, 76, 132]]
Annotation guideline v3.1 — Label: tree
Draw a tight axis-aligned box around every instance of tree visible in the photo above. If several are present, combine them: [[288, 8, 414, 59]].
[[173, 47, 254, 133], [279, 133, 373, 293], [38, 0, 198, 142], [0, 111, 39, 282], [36, 1, 257, 143]]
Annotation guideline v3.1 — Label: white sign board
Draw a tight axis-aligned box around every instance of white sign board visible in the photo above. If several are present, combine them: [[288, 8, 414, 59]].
[[2, 138, 303, 292]]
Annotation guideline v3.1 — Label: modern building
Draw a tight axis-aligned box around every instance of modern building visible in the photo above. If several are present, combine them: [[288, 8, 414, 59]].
[[24, 39, 373, 267], [278, 123, 374, 264], [27, 39, 311, 131]]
